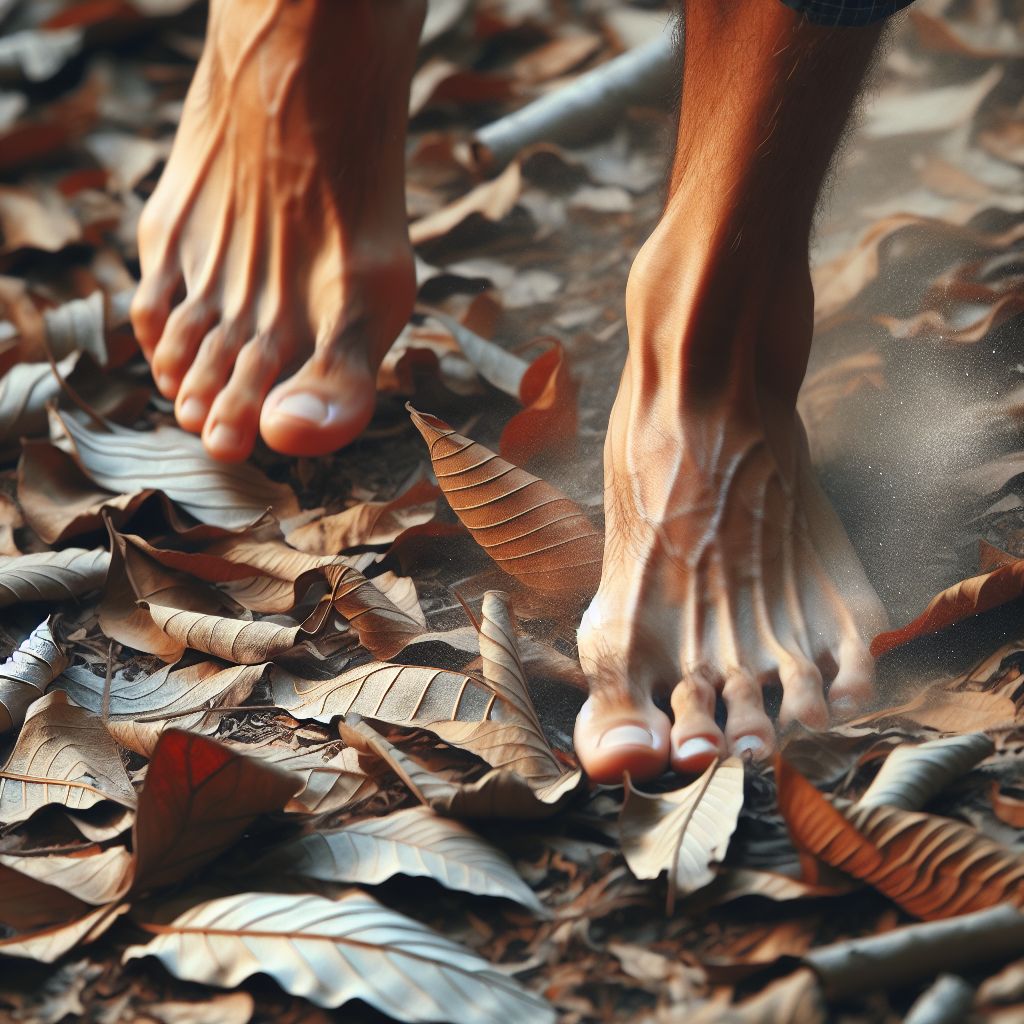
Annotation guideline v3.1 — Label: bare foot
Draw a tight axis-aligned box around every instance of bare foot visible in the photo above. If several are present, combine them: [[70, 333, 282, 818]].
[[131, 0, 422, 461], [573, 224, 888, 784]]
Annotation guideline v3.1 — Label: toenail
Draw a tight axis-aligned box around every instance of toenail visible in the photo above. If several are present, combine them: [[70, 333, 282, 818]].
[[179, 396, 207, 423], [156, 374, 177, 395], [599, 725, 654, 749], [676, 737, 718, 761], [733, 736, 765, 758], [207, 422, 242, 453], [272, 392, 330, 424]]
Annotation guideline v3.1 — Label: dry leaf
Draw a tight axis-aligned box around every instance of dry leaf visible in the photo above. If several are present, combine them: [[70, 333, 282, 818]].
[[239, 742, 379, 816], [340, 716, 582, 819], [0, 844, 132, 906], [0, 690, 135, 824], [409, 160, 523, 246], [499, 340, 578, 464], [872, 560, 1024, 656], [0, 902, 127, 964], [776, 757, 1024, 919], [144, 604, 304, 664], [408, 406, 602, 598], [256, 805, 546, 914], [49, 408, 300, 530], [287, 478, 439, 555], [57, 661, 268, 757], [17, 440, 156, 545], [0, 355, 75, 454], [0, 619, 69, 734], [856, 733, 993, 812], [619, 759, 745, 911], [847, 683, 1018, 734], [124, 890, 555, 1021], [0, 861, 93, 931], [324, 563, 423, 659], [131, 730, 302, 893], [0, 547, 109, 607]]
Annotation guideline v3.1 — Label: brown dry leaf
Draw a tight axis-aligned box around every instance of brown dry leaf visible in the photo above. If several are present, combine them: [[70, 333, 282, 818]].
[[340, 717, 582, 820], [871, 560, 1024, 657], [17, 440, 156, 544], [255, 805, 546, 914], [324, 563, 424, 659], [0, 183, 81, 254], [124, 889, 555, 1022], [144, 993, 255, 1024], [0, 844, 132, 906], [910, 9, 1023, 60], [123, 515, 333, 615], [57, 661, 268, 758], [408, 160, 522, 246], [49, 408, 300, 530], [238, 742, 379, 816], [0, 902, 127, 964], [0, 690, 135, 824], [409, 58, 515, 117], [0, 619, 69, 735], [688, 968, 825, 1024], [855, 733, 994, 812], [131, 729, 302, 893], [0, 547, 109, 607], [0, 355, 74, 455], [144, 604, 305, 665], [286, 478, 440, 555], [619, 759, 745, 910], [408, 406, 602, 598], [271, 659, 564, 784], [849, 684, 1018, 734], [991, 784, 1024, 829], [499, 340, 578, 464], [0, 860, 93, 932], [0, 75, 98, 173], [99, 529, 240, 663], [862, 66, 1003, 139], [510, 32, 602, 85], [776, 756, 1024, 919]]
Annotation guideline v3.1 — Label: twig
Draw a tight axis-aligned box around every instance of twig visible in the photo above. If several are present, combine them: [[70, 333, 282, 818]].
[[472, 27, 677, 170], [806, 905, 1024, 999]]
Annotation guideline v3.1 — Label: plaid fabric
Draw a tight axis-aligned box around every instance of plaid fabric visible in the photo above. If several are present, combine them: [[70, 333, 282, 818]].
[[778, 0, 916, 25]]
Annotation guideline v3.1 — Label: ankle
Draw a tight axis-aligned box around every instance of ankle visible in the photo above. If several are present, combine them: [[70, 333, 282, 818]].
[[624, 211, 814, 410]]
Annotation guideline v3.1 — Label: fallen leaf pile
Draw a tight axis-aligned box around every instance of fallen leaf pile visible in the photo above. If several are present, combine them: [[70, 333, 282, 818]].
[[0, 0, 1023, 1021]]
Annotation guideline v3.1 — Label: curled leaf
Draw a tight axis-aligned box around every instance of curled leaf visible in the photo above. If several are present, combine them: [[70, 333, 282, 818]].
[[0, 844, 132, 906], [408, 406, 602, 598], [324, 563, 423, 659], [0, 902, 127, 964], [776, 757, 1024, 919], [0, 620, 69, 735], [0, 547, 109, 607], [145, 604, 304, 665], [856, 733, 994, 812]]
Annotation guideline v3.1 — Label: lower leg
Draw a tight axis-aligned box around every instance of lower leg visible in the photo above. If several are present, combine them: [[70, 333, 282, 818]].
[[575, 0, 889, 783], [132, 0, 423, 462]]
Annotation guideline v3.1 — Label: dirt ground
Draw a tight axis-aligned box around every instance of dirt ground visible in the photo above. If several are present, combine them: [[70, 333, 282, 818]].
[[0, 1, 1022, 1022]]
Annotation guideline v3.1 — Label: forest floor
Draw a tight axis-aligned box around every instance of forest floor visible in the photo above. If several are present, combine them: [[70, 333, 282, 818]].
[[0, 0, 1022, 1022]]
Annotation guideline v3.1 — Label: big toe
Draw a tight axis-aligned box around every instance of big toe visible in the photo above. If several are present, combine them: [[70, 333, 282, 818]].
[[574, 697, 671, 784], [260, 352, 377, 457]]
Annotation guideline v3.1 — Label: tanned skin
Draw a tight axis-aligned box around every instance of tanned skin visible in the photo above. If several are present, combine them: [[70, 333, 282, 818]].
[[131, 0, 890, 783]]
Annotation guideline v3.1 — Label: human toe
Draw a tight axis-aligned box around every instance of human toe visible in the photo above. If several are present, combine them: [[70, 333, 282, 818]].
[[150, 299, 216, 398], [721, 668, 775, 762], [574, 696, 671, 784], [669, 668, 727, 773], [260, 351, 377, 457], [778, 657, 829, 730], [827, 636, 875, 718]]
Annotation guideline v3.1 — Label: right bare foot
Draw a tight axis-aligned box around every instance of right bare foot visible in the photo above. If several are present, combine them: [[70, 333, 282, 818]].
[[131, 0, 422, 462]]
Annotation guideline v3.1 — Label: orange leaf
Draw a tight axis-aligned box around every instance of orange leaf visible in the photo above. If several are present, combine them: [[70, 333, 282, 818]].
[[871, 560, 1024, 657], [408, 406, 602, 599]]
